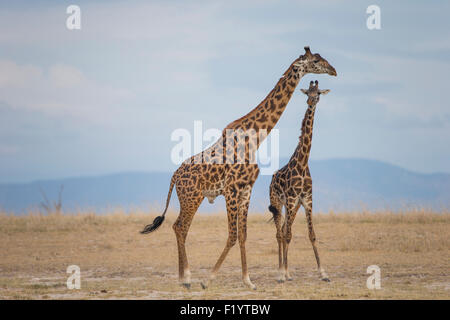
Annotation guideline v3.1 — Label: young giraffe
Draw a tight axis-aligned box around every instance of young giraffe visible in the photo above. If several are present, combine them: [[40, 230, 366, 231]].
[[269, 80, 330, 283], [141, 48, 337, 290]]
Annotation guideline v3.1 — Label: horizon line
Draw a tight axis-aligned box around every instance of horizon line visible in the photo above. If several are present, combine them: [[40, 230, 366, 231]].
[[2, 157, 449, 186]]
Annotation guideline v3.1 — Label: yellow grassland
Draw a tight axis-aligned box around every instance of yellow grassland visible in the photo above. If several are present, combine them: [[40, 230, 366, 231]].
[[0, 209, 448, 299]]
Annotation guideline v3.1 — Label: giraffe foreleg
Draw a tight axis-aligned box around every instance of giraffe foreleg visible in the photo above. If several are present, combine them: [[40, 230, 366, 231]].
[[201, 194, 238, 289], [237, 185, 256, 290], [302, 196, 330, 282]]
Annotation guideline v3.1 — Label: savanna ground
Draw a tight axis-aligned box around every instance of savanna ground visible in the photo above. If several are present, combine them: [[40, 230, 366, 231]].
[[0, 209, 449, 300]]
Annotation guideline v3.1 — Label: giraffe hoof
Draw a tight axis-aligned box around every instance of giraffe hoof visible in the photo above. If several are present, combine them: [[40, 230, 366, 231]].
[[277, 279, 285, 284], [200, 282, 208, 290], [182, 283, 191, 289], [247, 284, 257, 290], [287, 277, 293, 281], [322, 277, 331, 282], [244, 280, 256, 290]]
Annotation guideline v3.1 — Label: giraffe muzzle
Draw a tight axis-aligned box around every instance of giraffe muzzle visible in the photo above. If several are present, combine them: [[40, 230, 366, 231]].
[[328, 66, 337, 76]]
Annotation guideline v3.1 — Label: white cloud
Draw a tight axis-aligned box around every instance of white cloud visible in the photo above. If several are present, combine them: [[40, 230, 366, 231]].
[[329, 49, 450, 121], [0, 59, 135, 125], [49, 64, 86, 88], [0, 60, 42, 87]]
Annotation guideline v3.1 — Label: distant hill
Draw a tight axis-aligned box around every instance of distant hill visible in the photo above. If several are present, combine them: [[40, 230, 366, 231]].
[[0, 159, 449, 214]]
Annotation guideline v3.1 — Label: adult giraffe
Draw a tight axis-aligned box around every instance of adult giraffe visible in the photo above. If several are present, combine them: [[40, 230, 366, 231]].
[[141, 47, 337, 290]]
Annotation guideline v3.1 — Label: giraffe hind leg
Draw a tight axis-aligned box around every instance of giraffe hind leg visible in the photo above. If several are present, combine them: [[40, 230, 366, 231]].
[[269, 201, 285, 283], [173, 193, 203, 288], [282, 198, 299, 282], [269, 187, 286, 283]]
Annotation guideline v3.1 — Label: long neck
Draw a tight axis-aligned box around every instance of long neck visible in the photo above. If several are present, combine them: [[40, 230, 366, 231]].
[[225, 62, 305, 148], [291, 104, 317, 167]]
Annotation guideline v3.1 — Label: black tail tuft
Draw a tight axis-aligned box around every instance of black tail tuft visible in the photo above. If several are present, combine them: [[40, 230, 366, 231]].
[[140, 215, 165, 234], [268, 204, 279, 215], [268, 204, 279, 223]]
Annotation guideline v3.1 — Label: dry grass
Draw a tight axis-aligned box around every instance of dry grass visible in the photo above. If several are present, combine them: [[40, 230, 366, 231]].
[[0, 209, 449, 300]]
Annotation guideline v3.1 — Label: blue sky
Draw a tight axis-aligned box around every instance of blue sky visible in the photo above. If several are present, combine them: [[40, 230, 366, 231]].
[[0, 0, 449, 183]]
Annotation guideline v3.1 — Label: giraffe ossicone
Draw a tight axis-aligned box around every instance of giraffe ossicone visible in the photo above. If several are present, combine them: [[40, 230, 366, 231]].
[[141, 47, 337, 290]]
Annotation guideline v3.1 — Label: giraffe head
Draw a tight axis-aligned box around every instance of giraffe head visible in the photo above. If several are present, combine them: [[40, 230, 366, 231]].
[[300, 80, 330, 106], [293, 46, 337, 76]]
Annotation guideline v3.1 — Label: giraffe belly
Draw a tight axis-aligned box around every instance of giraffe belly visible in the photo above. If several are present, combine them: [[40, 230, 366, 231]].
[[203, 189, 222, 204], [202, 182, 224, 204]]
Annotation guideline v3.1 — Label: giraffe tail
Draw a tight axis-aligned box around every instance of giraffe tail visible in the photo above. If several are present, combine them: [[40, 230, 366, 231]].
[[268, 204, 279, 223], [140, 170, 177, 234]]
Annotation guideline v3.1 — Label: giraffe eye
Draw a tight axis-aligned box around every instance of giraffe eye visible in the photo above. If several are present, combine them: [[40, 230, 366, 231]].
[[313, 59, 319, 63]]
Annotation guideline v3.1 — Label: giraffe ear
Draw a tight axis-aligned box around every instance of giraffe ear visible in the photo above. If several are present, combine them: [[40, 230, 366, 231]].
[[300, 89, 308, 95], [319, 89, 330, 95]]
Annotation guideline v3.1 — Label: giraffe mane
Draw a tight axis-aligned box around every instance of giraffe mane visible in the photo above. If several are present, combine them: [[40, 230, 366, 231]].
[[224, 61, 299, 131]]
